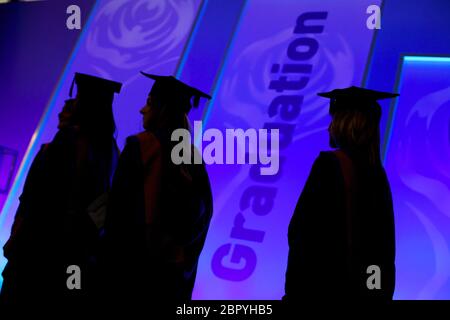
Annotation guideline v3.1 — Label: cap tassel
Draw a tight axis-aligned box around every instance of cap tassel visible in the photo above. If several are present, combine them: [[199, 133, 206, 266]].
[[69, 77, 76, 97]]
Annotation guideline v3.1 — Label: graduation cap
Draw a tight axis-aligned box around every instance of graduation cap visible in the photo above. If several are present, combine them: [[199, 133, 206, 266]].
[[318, 86, 399, 116], [67, 73, 122, 133], [69, 72, 122, 98], [140, 71, 211, 113]]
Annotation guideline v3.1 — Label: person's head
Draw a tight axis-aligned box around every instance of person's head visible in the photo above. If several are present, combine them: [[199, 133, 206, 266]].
[[58, 99, 76, 130], [140, 94, 155, 131], [140, 92, 190, 133], [74, 91, 117, 138], [140, 73, 211, 134], [318, 86, 399, 166], [69, 73, 122, 140], [328, 102, 382, 165]]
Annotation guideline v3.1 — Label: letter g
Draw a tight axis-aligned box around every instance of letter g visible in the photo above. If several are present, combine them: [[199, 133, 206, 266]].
[[211, 243, 257, 281]]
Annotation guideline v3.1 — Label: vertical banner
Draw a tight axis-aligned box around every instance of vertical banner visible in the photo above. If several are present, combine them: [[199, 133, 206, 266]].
[[385, 56, 450, 300], [195, 0, 381, 299]]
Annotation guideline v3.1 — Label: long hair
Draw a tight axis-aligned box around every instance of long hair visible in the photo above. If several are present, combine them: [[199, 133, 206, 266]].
[[150, 94, 191, 141], [150, 94, 195, 183], [71, 91, 118, 185], [73, 92, 117, 140], [329, 104, 382, 166]]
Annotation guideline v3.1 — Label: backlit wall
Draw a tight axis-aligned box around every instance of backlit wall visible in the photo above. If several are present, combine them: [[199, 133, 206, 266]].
[[1, 0, 449, 299]]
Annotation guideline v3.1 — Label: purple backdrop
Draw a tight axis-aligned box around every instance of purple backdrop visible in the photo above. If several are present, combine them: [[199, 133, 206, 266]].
[[385, 56, 450, 299], [1, 0, 450, 300]]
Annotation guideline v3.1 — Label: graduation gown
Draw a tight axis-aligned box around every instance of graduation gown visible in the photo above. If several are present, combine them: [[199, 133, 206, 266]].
[[102, 131, 213, 302], [284, 150, 395, 301], [1, 128, 119, 303]]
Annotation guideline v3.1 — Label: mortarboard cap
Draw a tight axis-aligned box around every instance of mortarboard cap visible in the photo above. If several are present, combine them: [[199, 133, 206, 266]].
[[140, 71, 211, 113], [318, 86, 399, 115], [69, 72, 122, 98]]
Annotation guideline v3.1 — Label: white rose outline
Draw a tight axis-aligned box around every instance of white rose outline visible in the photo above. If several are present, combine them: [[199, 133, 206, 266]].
[[86, 0, 196, 70]]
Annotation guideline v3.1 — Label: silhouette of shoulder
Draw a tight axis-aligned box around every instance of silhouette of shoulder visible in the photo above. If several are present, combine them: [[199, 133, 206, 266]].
[[124, 132, 162, 166], [308, 151, 342, 182]]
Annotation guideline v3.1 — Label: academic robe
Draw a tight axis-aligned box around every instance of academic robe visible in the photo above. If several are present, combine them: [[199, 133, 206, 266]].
[[102, 131, 213, 303], [284, 150, 395, 301], [1, 127, 119, 304]]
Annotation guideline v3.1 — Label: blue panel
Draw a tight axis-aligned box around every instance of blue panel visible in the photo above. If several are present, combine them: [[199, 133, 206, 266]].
[[385, 56, 450, 299], [363, 0, 450, 157]]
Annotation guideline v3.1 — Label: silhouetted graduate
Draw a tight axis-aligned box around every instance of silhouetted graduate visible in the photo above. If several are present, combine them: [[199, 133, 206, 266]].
[[1, 73, 121, 304], [102, 72, 213, 303], [284, 86, 397, 301]]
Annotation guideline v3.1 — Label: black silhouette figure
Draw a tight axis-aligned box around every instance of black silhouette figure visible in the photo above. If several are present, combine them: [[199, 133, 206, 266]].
[[1, 73, 121, 304], [284, 86, 398, 301], [102, 72, 213, 303]]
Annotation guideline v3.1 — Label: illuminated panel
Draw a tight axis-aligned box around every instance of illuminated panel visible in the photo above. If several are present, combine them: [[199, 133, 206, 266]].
[[385, 55, 450, 299], [0, 0, 205, 287], [0, 147, 17, 194], [194, 0, 381, 299]]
